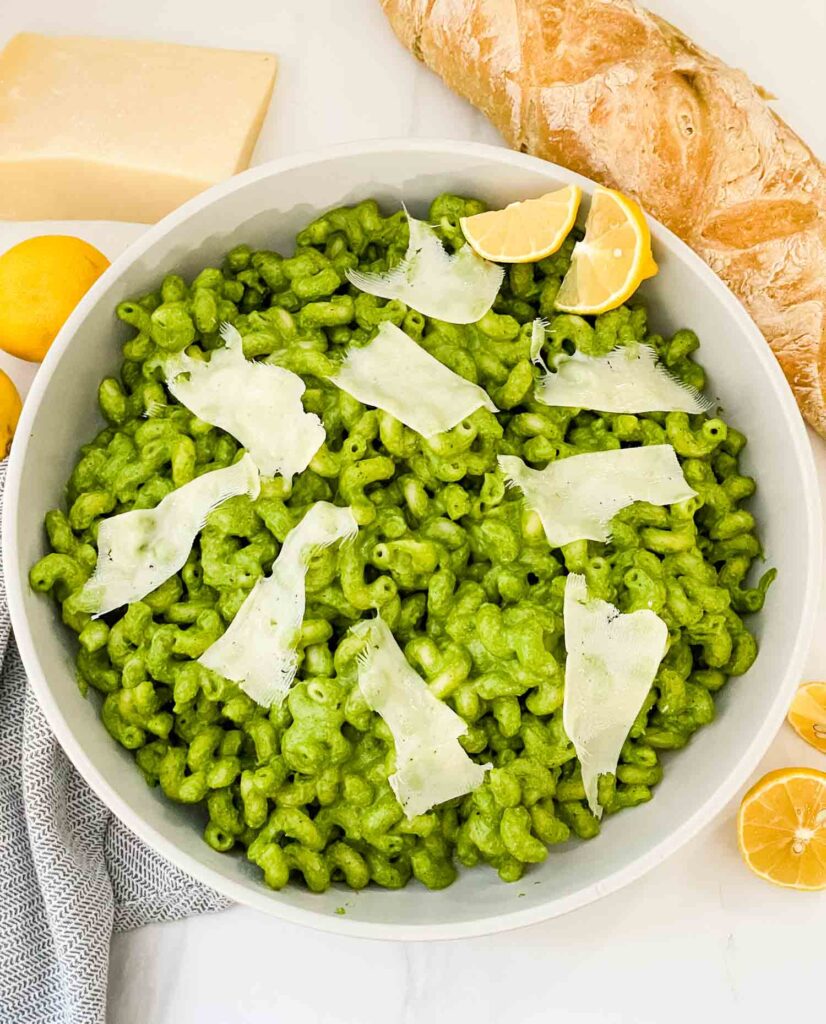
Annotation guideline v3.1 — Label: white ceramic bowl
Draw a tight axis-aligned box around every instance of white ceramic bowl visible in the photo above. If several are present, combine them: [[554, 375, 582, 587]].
[[4, 140, 821, 940]]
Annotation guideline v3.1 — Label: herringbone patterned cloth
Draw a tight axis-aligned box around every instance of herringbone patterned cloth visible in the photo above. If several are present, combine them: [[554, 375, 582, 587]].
[[0, 460, 231, 1023]]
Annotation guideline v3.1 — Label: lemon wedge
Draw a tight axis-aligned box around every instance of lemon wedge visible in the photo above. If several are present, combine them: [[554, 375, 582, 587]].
[[460, 185, 581, 264], [555, 186, 658, 314]]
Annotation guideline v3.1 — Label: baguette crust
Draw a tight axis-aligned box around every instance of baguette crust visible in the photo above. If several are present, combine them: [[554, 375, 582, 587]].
[[381, 0, 826, 433]]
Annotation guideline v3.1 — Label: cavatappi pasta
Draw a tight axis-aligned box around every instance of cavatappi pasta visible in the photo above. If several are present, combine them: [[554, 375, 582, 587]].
[[30, 194, 774, 892]]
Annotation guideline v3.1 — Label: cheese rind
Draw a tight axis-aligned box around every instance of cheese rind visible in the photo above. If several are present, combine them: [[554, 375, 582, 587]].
[[0, 34, 276, 222]]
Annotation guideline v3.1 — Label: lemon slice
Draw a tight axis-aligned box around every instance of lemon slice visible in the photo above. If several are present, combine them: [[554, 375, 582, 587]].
[[555, 186, 658, 315], [737, 767, 826, 890], [459, 185, 582, 264]]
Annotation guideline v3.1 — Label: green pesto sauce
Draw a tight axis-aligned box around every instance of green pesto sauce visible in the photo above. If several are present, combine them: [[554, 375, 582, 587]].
[[29, 193, 774, 893]]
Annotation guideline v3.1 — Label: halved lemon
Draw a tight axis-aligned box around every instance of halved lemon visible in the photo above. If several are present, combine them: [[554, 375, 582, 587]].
[[554, 185, 658, 315], [460, 185, 582, 263], [788, 681, 826, 753], [737, 767, 826, 890]]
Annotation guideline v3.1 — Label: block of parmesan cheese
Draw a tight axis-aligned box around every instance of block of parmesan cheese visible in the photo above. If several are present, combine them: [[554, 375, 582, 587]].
[[0, 34, 277, 223]]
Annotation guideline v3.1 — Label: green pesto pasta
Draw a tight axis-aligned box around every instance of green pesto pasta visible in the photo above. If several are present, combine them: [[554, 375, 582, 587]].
[[30, 193, 774, 894]]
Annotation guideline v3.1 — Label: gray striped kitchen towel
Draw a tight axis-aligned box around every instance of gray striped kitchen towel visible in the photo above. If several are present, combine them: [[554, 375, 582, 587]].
[[0, 459, 231, 1024]]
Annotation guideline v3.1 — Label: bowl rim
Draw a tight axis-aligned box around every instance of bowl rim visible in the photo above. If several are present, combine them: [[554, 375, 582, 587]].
[[4, 137, 822, 941]]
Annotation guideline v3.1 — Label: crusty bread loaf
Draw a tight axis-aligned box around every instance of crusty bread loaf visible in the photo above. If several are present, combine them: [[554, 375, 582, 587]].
[[381, 0, 826, 434]]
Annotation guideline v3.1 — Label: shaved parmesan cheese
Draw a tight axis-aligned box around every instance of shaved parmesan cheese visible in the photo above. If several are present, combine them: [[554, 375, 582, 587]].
[[352, 616, 490, 818], [529, 317, 549, 371], [563, 573, 668, 817], [498, 445, 695, 548], [165, 323, 325, 482], [345, 211, 503, 324], [332, 321, 497, 437], [199, 502, 357, 708], [79, 454, 260, 616], [536, 343, 711, 413]]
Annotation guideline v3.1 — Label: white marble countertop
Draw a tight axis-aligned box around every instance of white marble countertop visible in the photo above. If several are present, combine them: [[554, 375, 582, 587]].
[[2, 1, 825, 1021]]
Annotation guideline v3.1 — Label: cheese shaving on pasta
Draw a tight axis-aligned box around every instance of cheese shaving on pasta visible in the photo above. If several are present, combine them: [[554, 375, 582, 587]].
[[529, 317, 549, 371], [332, 321, 497, 437], [199, 502, 358, 708], [498, 445, 695, 548], [345, 211, 503, 324], [352, 616, 490, 818], [536, 343, 711, 413], [79, 454, 260, 616], [165, 323, 325, 481], [563, 573, 668, 818]]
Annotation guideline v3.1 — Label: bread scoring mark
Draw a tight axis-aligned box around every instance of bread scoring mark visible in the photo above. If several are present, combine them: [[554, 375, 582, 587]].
[[703, 200, 820, 251]]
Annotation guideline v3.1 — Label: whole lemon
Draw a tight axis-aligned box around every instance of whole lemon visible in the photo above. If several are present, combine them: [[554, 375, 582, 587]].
[[0, 236, 110, 362], [1, 369, 22, 458]]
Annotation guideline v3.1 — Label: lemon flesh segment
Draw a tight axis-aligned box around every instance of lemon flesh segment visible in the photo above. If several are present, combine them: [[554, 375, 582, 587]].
[[460, 185, 582, 264], [555, 186, 658, 315]]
